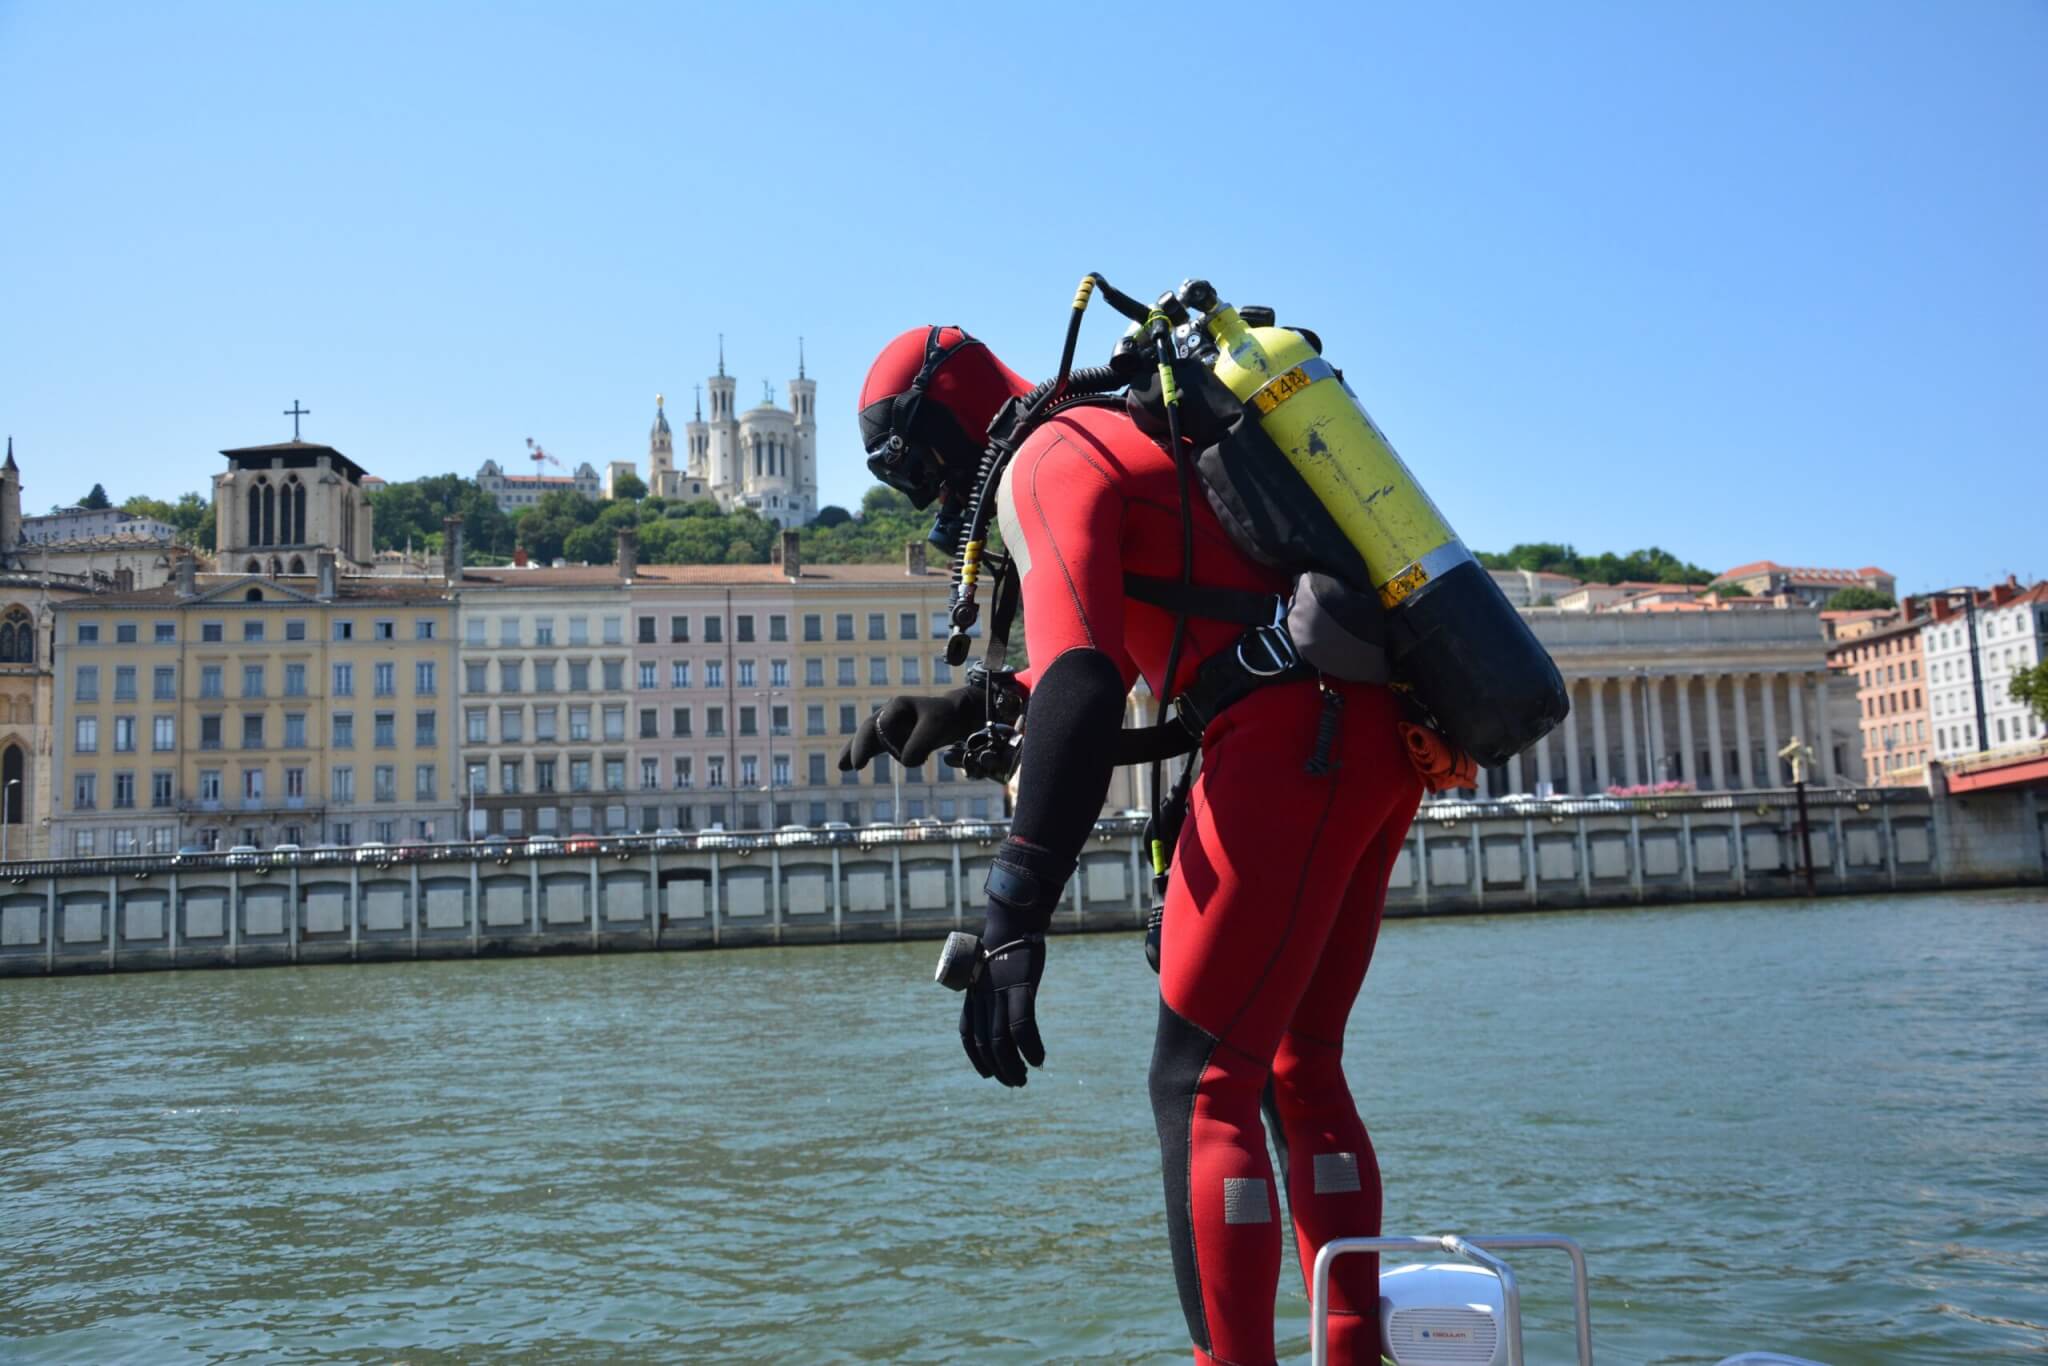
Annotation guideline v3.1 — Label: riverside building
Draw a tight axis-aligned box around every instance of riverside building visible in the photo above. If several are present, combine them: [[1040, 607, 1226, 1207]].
[[1828, 607, 1931, 784], [1924, 578, 2047, 760]]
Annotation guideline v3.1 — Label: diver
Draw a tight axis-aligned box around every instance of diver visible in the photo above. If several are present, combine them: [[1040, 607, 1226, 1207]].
[[843, 322, 1429, 1365]]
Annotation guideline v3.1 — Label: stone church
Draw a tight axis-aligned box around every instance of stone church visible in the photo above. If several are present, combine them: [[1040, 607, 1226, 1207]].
[[641, 343, 818, 524], [212, 441, 376, 575]]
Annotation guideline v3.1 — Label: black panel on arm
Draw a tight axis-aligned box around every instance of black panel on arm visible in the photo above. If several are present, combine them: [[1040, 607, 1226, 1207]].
[[1010, 647, 1129, 866]]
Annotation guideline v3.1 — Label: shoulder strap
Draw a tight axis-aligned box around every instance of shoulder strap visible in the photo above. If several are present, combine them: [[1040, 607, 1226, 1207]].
[[1123, 572, 1280, 627]]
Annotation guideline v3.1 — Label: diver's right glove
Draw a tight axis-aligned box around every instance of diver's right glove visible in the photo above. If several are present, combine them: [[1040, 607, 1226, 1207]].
[[955, 838, 1071, 1088], [839, 687, 980, 772]]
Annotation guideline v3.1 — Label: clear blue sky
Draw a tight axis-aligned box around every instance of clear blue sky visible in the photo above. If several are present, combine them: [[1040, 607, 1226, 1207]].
[[2, 1, 2041, 593]]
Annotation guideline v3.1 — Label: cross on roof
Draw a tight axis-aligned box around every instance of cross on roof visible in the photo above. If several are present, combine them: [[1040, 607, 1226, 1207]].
[[283, 399, 311, 441]]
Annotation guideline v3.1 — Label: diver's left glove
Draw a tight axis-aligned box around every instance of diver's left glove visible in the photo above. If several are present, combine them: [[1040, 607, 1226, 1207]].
[[957, 838, 1070, 1088]]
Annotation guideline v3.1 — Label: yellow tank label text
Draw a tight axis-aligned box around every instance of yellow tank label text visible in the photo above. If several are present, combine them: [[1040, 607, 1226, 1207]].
[[1379, 560, 1430, 609], [1252, 365, 1313, 414]]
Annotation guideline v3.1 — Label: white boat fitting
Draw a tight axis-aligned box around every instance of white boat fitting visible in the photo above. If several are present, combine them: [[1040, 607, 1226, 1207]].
[[1310, 1233, 1828, 1366]]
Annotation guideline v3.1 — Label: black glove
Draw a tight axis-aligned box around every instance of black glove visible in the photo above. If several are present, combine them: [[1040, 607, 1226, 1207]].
[[839, 687, 980, 772], [961, 839, 1070, 1088]]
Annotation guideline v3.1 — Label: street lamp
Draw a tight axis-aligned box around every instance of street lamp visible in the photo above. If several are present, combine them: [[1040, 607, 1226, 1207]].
[[2, 777, 19, 863], [753, 688, 786, 827]]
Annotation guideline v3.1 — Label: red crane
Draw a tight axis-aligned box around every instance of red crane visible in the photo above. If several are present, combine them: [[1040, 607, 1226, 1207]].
[[525, 437, 562, 472]]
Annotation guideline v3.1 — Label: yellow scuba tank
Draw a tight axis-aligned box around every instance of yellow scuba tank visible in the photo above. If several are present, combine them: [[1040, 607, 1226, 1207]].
[[1199, 294, 1568, 768]]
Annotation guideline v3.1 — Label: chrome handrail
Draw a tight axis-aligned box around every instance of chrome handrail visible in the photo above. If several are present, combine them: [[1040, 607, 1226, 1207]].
[[1309, 1231, 1592, 1366]]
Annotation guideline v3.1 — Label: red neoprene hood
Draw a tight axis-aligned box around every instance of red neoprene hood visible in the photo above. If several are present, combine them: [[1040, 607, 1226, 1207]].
[[857, 326, 1033, 460]]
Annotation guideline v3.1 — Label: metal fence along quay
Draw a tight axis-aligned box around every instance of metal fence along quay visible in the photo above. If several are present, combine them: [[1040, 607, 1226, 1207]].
[[1, 786, 2038, 977]]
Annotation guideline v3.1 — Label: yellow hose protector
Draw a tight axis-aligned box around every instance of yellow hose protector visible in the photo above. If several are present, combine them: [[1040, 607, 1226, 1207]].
[[1204, 306, 1472, 611]]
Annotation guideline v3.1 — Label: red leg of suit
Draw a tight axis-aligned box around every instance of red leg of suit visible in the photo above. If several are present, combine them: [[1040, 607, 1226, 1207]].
[[1149, 683, 1421, 1366]]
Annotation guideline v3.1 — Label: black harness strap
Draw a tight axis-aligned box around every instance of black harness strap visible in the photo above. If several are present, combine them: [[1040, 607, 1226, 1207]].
[[1123, 572, 1280, 627]]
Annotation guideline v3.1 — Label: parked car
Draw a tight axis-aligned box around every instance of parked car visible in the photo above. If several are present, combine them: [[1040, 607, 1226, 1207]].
[[525, 836, 562, 857], [650, 826, 688, 850], [269, 843, 303, 863], [905, 817, 946, 841], [773, 823, 815, 848], [563, 836, 599, 855], [224, 845, 264, 868], [950, 820, 998, 842], [819, 820, 856, 846], [353, 841, 393, 865]]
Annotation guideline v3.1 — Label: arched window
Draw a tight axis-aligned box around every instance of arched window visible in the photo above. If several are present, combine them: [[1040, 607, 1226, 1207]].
[[0, 605, 32, 664], [286, 475, 306, 544], [246, 588, 264, 602], [246, 558, 261, 574], [289, 556, 305, 575], [2, 744, 22, 823], [248, 483, 263, 547], [269, 556, 283, 576]]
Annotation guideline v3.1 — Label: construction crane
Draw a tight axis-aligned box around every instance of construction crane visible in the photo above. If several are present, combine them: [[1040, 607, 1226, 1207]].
[[525, 437, 562, 472]]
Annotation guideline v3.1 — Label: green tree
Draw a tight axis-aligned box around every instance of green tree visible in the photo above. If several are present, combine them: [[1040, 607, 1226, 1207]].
[[123, 491, 214, 549], [79, 483, 111, 510], [1823, 586, 1897, 611], [1474, 542, 1716, 585], [1708, 582, 1752, 598], [813, 504, 853, 528], [2010, 663, 2048, 726], [610, 470, 647, 501]]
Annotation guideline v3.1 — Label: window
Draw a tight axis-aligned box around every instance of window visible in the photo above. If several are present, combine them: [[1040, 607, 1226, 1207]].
[[641, 757, 660, 790], [805, 658, 823, 687], [202, 622, 223, 643], [602, 617, 622, 645], [603, 705, 626, 742], [535, 759, 557, 792], [900, 612, 918, 641], [467, 709, 488, 743], [374, 662, 396, 696], [836, 613, 854, 642], [114, 666, 137, 701], [806, 704, 825, 736], [707, 756, 725, 788], [770, 660, 789, 688], [570, 758, 592, 793], [499, 660, 522, 693], [534, 707, 558, 742], [803, 614, 822, 642], [769, 614, 788, 643], [333, 713, 354, 748], [740, 756, 759, 787], [739, 705, 758, 738], [285, 767, 306, 800], [74, 775, 102, 813], [839, 704, 857, 735], [639, 662, 657, 689], [570, 705, 591, 741], [154, 622, 176, 643], [903, 657, 921, 686], [242, 664, 265, 698], [373, 712, 396, 748], [374, 620, 396, 642], [638, 616, 656, 644], [738, 660, 756, 688], [374, 766, 397, 803], [284, 663, 307, 697], [242, 714, 264, 749], [111, 716, 136, 752], [153, 716, 175, 751], [333, 620, 354, 642], [153, 666, 175, 700], [672, 660, 691, 688], [870, 658, 888, 686], [933, 658, 951, 685], [243, 620, 265, 643], [534, 618, 555, 646], [112, 772, 135, 809], [705, 660, 723, 688], [673, 756, 693, 789], [639, 707, 659, 739], [704, 616, 723, 644], [495, 760, 518, 794], [670, 615, 689, 643], [706, 706, 725, 738], [771, 704, 789, 737], [466, 617, 486, 646], [737, 615, 755, 643], [417, 711, 438, 746], [808, 753, 827, 784], [75, 716, 99, 753], [568, 659, 590, 691], [465, 661, 488, 693], [868, 613, 886, 641], [416, 661, 437, 695], [284, 714, 307, 748], [497, 618, 518, 647], [872, 754, 891, 783], [242, 769, 265, 803], [602, 660, 624, 691], [672, 706, 692, 737], [78, 623, 101, 644], [333, 663, 354, 696], [152, 771, 175, 808], [534, 660, 556, 692], [76, 666, 100, 701], [416, 619, 436, 641]]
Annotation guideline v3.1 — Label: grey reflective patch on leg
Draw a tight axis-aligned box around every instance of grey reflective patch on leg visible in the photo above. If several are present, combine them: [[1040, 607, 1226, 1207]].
[[1222, 1177, 1271, 1225], [1313, 1152, 1361, 1195]]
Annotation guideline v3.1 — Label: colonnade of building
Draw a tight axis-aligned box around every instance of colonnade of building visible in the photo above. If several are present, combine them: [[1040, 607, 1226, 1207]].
[[1479, 669, 1843, 798]]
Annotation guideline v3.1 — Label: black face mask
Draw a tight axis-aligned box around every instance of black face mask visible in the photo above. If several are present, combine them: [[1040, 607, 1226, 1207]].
[[859, 328, 983, 510]]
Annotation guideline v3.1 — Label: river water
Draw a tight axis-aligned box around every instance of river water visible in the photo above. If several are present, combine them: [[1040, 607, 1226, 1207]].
[[3, 889, 2044, 1364]]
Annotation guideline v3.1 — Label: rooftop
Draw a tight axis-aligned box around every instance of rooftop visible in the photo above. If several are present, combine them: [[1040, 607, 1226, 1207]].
[[1714, 560, 1892, 586], [219, 440, 370, 485]]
